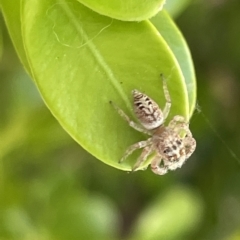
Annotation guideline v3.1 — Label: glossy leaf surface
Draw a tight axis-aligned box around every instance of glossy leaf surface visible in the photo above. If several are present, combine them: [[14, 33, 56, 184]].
[[21, 0, 189, 170], [0, 0, 197, 171]]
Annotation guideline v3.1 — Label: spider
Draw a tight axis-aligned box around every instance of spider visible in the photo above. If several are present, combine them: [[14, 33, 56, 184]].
[[110, 74, 196, 175]]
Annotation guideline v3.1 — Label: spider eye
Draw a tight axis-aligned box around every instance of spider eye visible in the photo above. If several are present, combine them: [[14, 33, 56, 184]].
[[176, 139, 182, 146], [163, 148, 171, 154], [172, 145, 177, 150]]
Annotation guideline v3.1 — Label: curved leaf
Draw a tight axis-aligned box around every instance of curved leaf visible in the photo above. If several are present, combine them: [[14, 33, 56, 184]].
[[21, 0, 189, 171], [77, 0, 165, 21], [151, 10, 196, 116]]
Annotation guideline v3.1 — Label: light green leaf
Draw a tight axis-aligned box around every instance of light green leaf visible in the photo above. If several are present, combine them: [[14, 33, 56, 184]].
[[130, 186, 203, 240], [21, 0, 189, 171], [151, 10, 196, 116], [77, 0, 166, 21]]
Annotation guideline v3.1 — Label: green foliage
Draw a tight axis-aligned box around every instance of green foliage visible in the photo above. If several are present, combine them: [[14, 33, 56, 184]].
[[1, 0, 240, 239], [6, 1, 238, 240], [1, 0, 196, 171]]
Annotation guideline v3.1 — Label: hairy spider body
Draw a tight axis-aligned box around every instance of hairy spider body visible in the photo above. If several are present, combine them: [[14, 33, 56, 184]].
[[111, 76, 196, 175]]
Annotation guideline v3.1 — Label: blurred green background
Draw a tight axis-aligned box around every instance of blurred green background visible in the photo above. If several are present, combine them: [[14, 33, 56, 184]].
[[1, 0, 240, 239]]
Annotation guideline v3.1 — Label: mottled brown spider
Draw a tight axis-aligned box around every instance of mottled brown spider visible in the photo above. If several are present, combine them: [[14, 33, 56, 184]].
[[111, 75, 196, 175]]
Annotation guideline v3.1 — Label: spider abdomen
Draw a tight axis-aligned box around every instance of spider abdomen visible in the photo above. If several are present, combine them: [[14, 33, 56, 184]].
[[132, 90, 163, 130]]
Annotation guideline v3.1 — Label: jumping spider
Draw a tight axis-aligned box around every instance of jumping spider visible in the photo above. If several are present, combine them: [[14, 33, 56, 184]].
[[110, 75, 196, 175]]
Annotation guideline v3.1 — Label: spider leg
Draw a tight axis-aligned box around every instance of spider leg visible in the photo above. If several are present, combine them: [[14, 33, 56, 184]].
[[150, 155, 169, 175], [169, 115, 196, 158], [184, 135, 196, 159], [168, 115, 187, 128], [160, 74, 171, 120], [132, 145, 154, 172], [168, 155, 187, 170], [110, 101, 152, 135], [168, 115, 193, 136], [119, 138, 152, 163]]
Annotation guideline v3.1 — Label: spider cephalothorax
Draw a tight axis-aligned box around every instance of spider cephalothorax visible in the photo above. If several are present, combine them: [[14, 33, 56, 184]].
[[111, 75, 196, 175]]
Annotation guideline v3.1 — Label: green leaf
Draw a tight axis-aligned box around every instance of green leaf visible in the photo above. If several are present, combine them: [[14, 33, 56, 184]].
[[130, 186, 203, 240], [20, 0, 189, 171], [0, 0, 32, 75], [151, 10, 196, 116], [164, 0, 192, 18], [76, 0, 166, 21]]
